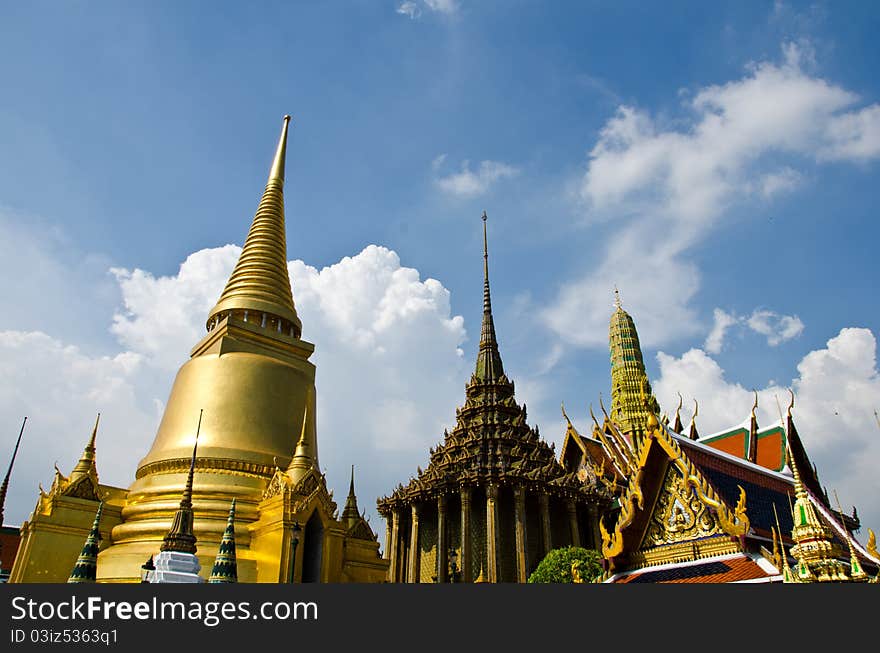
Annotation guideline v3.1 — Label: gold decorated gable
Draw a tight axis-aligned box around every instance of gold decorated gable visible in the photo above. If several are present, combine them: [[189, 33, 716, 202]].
[[263, 465, 338, 519], [600, 421, 750, 571]]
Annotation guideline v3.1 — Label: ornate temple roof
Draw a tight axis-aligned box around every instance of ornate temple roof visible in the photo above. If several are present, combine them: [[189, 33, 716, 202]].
[[610, 553, 776, 584], [378, 214, 611, 513]]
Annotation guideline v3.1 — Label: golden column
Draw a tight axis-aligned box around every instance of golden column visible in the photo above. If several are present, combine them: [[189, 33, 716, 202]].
[[539, 494, 552, 556], [486, 484, 499, 583], [460, 487, 472, 582], [389, 509, 400, 582], [407, 504, 420, 583], [567, 499, 580, 548], [436, 495, 447, 583], [514, 486, 528, 582], [384, 521, 392, 569]]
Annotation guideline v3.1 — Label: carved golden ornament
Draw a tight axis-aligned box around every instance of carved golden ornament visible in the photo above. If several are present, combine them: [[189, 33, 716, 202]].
[[867, 528, 879, 561], [644, 465, 724, 547]]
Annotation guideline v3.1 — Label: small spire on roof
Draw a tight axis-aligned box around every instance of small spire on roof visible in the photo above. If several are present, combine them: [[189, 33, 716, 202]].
[[689, 399, 699, 440], [672, 393, 684, 434]]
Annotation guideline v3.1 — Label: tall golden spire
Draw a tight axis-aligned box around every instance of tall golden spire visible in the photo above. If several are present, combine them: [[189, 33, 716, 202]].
[[0, 416, 27, 526], [207, 115, 301, 336], [608, 289, 659, 437], [474, 211, 504, 382], [161, 410, 202, 555]]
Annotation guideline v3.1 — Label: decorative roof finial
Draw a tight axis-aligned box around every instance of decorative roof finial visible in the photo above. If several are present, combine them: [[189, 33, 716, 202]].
[[689, 399, 699, 440], [342, 465, 361, 526], [160, 409, 202, 554], [0, 416, 27, 527], [613, 286, 622, 310], [70, 413, 100, 479], [672, 393, 683, 434]]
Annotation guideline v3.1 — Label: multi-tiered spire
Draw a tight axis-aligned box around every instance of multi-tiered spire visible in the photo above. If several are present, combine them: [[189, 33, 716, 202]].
[[207, 115, 301, 337], [68, 502, 103, 583], [68, 413, 100, 488], [342, 466, 361, 528], [785, 439, 848, 582], [608, 289, 659, 440], [0, 416, 27, 526], [160, 411, 202, 555], [474, 211, 504, 383], [209, 499, 238, 583]]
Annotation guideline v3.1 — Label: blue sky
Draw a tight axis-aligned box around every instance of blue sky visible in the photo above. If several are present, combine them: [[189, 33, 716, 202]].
[[1, 1, 879, 542]]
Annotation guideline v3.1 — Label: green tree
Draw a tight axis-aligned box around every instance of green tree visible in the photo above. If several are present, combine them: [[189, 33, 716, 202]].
[[527, 546, 603, 583]]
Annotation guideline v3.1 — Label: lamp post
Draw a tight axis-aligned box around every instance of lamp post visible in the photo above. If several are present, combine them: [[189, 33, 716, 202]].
[[288, 522, 302, 583], [449, 548, 459, 583]]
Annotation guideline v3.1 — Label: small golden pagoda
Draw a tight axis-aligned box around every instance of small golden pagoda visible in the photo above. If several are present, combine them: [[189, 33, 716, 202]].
[[377, 213, 613, 583], [10, 117, 387, 583]]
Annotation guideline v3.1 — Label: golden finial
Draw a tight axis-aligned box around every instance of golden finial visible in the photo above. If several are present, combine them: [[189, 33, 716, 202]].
[[788, 389, 795, 419], [561, 402, 572, 427], [751, 390, 758, 417], [269, 115, 292, 182], [689, 399, 699, 440], [613, 286, 622, 310], [671, 393, 683, 433], [588, 404, 600, 428], [598, 394, 609, 420], [70, 413, 100, 478]]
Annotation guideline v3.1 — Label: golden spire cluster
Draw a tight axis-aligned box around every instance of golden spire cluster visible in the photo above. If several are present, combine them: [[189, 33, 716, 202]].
[[207, 115, 302, 337]]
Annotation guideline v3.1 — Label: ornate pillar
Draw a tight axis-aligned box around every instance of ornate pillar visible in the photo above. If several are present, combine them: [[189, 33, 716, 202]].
[[514, 486, 528, 583], [587, 504, 601, 551], [486, 484, 499, 583], [437, 495, 447, 583], [539, 493, 552, 556], [389, 508, 400, 582], [384, 518, 392, 561], [460, 486, 472, 582], [407, 503, 420, 583], [567, 499, 581, 548]]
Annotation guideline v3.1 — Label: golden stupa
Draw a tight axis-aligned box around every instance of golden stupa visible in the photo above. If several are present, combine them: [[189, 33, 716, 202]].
[[9, 117, 388, 583]]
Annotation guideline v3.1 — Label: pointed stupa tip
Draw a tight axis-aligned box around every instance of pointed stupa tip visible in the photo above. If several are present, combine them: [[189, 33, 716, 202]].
[[474, 210, 504, 381], [0, 416, 28, 526], [71, 413, 100, 477], [268, 115, 292, 183], [181, 409, 202, 506], [613, 286, 622, 310], [206, 115, 300, 334], [286, 404, 314, 483]]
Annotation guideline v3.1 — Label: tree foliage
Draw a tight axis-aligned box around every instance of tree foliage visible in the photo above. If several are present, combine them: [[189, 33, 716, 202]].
[[527, 546, 603, 584]]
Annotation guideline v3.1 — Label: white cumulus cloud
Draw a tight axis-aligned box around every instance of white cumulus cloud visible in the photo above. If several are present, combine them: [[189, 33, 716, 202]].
[[434, 157, 520, 198], [543, 42, 877, 354], [704, 307, 804, 353], [1, 244, 467, 533]]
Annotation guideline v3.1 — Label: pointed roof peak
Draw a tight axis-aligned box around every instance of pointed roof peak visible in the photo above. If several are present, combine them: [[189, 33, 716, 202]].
[[209, 498, 239, 583], [613, 286, 622, 310], [0, 416, 27, 526], [207, 116, 301, 334], [343, 464, 360, 524], [71, 413, 100, 478], [285, 403, 314, 484], [474, 211, 504, 382]]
